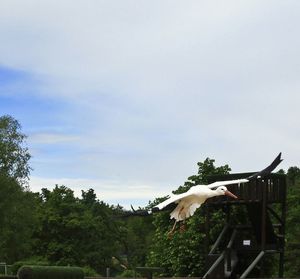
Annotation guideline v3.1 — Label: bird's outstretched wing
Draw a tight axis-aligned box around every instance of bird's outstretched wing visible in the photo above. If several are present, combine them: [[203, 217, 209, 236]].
[[207, 153, 283, 189], [119, 193, 195, 217], [207, 179, 249, 189], [247, 152, 283, 180], [117, 207, 151, 218], [153, 192, 198, 211]]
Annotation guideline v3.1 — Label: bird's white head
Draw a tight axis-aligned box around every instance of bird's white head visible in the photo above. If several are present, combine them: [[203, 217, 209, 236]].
[[215, 186, 238, 199]]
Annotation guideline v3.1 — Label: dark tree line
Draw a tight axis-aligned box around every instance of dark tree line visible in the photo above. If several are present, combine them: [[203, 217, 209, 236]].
[[1, 115, 300, 277]]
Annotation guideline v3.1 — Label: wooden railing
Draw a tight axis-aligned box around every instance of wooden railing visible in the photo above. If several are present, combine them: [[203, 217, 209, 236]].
[[207, 173, 286, 204]]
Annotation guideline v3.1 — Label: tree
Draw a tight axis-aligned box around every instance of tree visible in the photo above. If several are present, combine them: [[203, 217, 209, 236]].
[[120, 215, 154, 269], [0, 115, 36, 263], [0, 173, 39, 263], [34, 186, 121, 274], [283, 170, 300, 277], [0, 115, 31, 184], [287, 166, 300, 186]]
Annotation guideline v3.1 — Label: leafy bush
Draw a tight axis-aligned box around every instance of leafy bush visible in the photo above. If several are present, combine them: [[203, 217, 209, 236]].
[[81, 266, 99, 277], [119, 269, 136, 277], [11, 258, 49, 275], [17, 265, 84, 279]]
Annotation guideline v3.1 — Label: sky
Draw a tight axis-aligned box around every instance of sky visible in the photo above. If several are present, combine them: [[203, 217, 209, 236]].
[[0, 1, 299, 208]]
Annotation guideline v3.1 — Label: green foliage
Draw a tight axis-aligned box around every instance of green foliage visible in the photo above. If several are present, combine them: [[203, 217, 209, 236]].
[[0, 173, 39, 263], [81, 266, 99, 277], [0, 115, 31, 184], [284, 168, 300, 277], [33, 186, 121, 274], [119, 269, 136, 277], [10, 257, 49, 275], [0, 276, 17, 279], [119, 216, 154, 269], [17, 265, 83, 279], [287, 166, 300, 186], [0, 115, 38, 263]]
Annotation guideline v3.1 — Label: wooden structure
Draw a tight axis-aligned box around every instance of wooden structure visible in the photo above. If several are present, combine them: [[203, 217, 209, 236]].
[[202, 172, 286, 279]]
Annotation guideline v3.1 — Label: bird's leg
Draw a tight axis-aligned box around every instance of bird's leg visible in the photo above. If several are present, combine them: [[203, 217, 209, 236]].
[[178, 206, 186, 232], [168, 220, 177, 238], [180, 220, 186, 233], [168, 206, 185, 238]]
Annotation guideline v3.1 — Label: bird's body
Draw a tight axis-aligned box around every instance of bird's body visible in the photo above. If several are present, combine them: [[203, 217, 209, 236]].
[[170, 186, 210, 221], [159, 185, 214, 221], [155, 181, 244, 236]]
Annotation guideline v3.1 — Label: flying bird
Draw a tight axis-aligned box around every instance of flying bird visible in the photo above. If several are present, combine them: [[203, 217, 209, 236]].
[[126, 153, 283, 236], [153, 179, 247, 236]]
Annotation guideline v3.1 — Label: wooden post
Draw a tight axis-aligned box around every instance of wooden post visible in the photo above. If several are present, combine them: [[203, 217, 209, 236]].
[[279, 176, 287, 278], [260, 179, 267, 277], [240, 251, 265, 279]]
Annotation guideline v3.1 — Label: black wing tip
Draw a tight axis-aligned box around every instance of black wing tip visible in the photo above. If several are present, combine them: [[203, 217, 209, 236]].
[[117, 205, 150, 218], [247, 153, 283, 180], [131, 204, 136, 212], [275, 152, 283, 162], [152, 206, 160, 213], [272, 152, 283, 166]]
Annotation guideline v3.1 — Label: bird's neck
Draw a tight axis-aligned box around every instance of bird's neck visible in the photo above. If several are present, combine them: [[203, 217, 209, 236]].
[[209, 189, 222, 198]]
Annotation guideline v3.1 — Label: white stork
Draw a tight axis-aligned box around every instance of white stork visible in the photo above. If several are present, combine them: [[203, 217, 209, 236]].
[[153, 178, 248, 236]]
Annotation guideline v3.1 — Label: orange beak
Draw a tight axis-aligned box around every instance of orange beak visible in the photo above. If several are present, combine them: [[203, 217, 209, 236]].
[[225, 190, 238, 199]]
